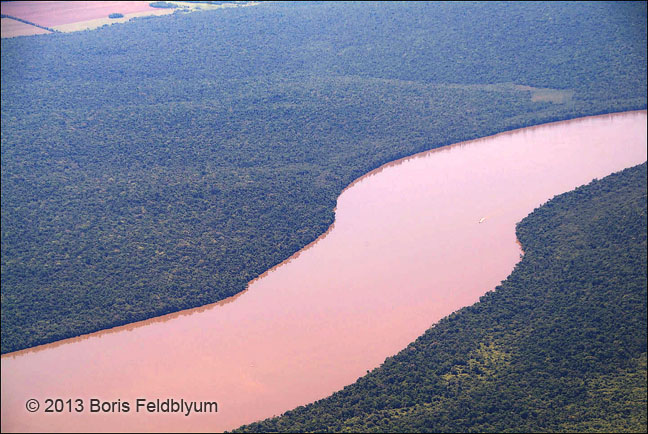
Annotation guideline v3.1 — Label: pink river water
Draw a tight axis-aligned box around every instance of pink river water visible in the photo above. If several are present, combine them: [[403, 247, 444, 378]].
[[1, 111, 646, 432]]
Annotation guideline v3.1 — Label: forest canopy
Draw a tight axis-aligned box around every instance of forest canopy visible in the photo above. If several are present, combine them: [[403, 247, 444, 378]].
[[234, 163, 648, 433], [1, 1, 646, 353]]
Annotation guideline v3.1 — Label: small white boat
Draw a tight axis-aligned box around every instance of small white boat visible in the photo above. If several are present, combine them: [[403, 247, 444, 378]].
[[478, 217, 486, 223]]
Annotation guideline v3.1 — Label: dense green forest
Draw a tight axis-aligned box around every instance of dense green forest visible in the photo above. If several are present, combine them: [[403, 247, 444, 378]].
[[234, 163, 648, 433], [1, 2, 646, 353]]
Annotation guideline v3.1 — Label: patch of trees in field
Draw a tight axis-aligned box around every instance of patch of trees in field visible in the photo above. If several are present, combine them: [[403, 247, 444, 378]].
[[1, 1, 646, 353], [148, 2, 177, 9], [234, 163, 648, 433]]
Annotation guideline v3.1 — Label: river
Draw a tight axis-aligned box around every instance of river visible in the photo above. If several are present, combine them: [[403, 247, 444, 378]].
[[1, 111, 646, 432]]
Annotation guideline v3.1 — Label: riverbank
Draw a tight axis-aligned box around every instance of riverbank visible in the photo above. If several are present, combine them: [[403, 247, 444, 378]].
[[2, 111, 645, 432]]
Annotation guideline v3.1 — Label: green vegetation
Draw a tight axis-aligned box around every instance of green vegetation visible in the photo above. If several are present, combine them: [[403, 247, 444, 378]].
[[108, 13, 124, 19], [0, 13, 58, 33], [1, 2, 646, 353], [234, 163, 648, 433], [149, 2, 178, 8]]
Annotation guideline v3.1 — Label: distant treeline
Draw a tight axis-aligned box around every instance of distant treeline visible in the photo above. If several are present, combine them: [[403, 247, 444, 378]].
[[1, 2, 646, 353], [180, 1, 251, 4], [234, 163, 648, 433], [0, 13, 58, 32]]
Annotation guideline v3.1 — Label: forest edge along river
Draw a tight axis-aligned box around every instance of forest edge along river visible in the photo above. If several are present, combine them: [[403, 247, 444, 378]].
[[1, 111, 647, 433]]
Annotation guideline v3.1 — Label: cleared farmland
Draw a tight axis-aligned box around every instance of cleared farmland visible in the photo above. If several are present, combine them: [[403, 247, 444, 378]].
[[0, 1, 259, 35], [1, 18, 51, 38], [1, 1, 166, 27]]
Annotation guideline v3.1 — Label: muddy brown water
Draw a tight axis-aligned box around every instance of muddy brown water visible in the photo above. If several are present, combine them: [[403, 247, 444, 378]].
[[1, 111, 646, 432]]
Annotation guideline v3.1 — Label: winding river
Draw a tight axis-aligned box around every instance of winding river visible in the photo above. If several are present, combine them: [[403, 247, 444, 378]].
[[1, 111, 646, 433]]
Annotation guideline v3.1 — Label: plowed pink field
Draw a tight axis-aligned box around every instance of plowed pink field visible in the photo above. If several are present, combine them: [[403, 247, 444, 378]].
[[1, 1, 163, 27], [1, 18, 51, 38]]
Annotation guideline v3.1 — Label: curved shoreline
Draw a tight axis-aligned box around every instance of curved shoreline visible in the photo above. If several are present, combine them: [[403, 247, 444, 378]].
[[2, 109, 645, 359], [1, 110, 646, 433]]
